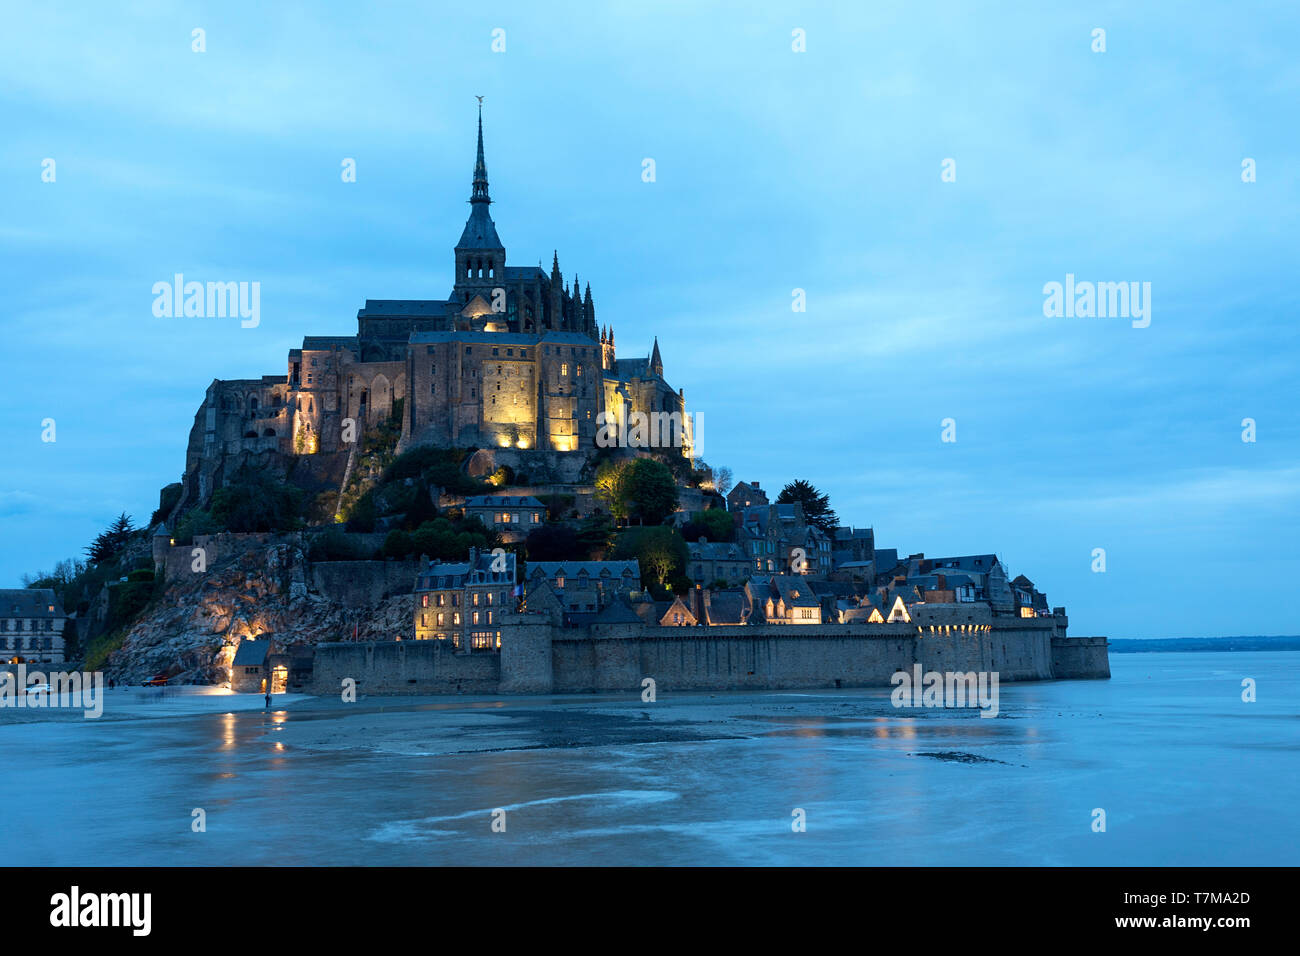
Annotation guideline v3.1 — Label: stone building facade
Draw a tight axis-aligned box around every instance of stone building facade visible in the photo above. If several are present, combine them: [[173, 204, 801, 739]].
[[413, 548, 518, 650], [462, 494, 546, 543], [0, 589, 67, 665]]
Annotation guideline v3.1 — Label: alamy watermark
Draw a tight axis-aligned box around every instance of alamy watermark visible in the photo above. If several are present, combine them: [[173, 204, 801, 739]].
[[595, 410, 696, 450], [152, 274, 260, 328], [891, 665, 1000, 717], [1, 665, 104, 718], [1042, 274, 1151, 328]]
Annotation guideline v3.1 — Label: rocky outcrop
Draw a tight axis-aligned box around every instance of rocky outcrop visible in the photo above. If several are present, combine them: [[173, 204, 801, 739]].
[[106, 536, 412, 685]]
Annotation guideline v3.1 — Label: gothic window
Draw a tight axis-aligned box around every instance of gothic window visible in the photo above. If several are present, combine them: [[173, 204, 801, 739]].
[[561, 363, 568, 376]]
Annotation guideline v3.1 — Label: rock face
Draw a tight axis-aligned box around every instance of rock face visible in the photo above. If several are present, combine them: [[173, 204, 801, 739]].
[[108, 536, 412, 685]]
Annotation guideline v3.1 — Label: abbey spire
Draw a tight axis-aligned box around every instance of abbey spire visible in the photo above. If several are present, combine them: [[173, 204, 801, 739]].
[[471, 101, 491, 204], [454, 101, 505, 295]]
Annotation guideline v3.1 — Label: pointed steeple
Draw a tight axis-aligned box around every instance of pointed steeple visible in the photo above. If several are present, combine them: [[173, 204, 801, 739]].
[[584, 284, 595, 331], [471, 100, 490, 204], [650, 337, 663, 377], [455, 101, 504, 258], [551, 250, 561, 280]]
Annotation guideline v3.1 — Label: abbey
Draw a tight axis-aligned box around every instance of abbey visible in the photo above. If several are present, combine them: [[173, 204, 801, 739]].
[[180, 108, 688, 507]]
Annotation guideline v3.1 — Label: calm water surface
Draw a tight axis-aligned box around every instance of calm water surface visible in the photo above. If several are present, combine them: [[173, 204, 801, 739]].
[[2, 651, 1295, 865]]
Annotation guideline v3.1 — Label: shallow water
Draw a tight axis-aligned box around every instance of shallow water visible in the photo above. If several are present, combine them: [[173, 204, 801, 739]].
[[1, 651, 1295, 865]]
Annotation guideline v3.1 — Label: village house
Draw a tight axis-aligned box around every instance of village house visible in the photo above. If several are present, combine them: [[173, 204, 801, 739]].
[[686, 539, 750, 587], [525, 560, 641, 613], [726, 480, 768, 511], [462, 494, 546, 542], [413, 547, 518, 650], [736, 502, 833, 576], [745, 575, 823, 624], [832, 526, 876, 568], [0, 588, 67, 666], [230, 636, 284, 693]]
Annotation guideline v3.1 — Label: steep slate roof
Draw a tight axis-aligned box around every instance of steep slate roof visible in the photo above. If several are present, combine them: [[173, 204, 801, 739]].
[[457, 201, 503, 250], [301, 335, 359, 351], [704, 590, 749, 625], [416, 550, 516, 590], [612, 357, 653, 380], [358, 299, 457, 318], [527, 560, 641, 581], [687, 540, 746, 560], [592, 599, 644, 624], [770, 575, 819, 608], [232, 639, 271, 667], [0, 589, 64, 619], [503, 266, 546, 282]]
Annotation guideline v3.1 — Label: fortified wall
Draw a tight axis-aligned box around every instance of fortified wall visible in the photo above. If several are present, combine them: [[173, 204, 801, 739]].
[[310, 613, 1109, 696], [1050, 636, 1111, 679]]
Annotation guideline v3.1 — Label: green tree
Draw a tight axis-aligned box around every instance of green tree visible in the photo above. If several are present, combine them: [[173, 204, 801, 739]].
[[624, 458, 679, 525], [575, 513, 615, 558], [209, 466, 305, 533], [611, 526, 688, 596], [86, 513, 135, 564], [681, 508, 734, 542], [776, 479, 838, 537], [593, 460, 629, 523]]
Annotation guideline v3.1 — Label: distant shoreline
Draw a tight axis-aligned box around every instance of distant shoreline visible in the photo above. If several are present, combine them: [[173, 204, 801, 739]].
[[1109, 636, 1300, 653]]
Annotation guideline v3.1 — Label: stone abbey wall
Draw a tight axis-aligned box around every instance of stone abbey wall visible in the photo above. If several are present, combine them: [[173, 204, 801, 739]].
[[310, 618, 1108, 696]]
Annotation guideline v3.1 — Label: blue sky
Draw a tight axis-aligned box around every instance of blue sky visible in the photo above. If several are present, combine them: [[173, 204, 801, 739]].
[[1, 2, 1297, 638]]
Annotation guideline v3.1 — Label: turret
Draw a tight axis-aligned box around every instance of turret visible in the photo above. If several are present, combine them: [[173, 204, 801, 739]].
[[571, 274, 582, 330], [549, 251, 563, 330]]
